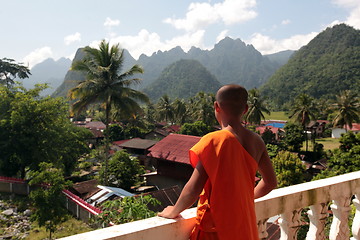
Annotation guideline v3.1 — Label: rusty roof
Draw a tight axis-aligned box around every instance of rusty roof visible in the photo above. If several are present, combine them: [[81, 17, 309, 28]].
[[147, 134, 201, 165]]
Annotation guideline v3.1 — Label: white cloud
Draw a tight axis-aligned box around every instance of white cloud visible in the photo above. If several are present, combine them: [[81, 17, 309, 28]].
[[164, 0, 257, 32], [64, 32, 81, 45], [104, 29, 207, 59], [281, 19, 291, 25], [216, 30, 229, 42], [104, 17, 120, 27], [22, 47, 53, 68], [247, 32, 318, 55], [332, 0, 360, 29]]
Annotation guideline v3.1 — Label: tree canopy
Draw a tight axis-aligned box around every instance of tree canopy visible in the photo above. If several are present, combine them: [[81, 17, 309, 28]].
[[261, 24, 360, 109], [29, 162, 71, 239], [0, 84, 91, 178], [0, 58, 31, 87], [99, 150, 145, 191]]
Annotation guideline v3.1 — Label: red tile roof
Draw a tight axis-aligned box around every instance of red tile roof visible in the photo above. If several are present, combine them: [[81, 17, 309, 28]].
[[256, 126, 280, 135], [148, 134, 201, 165], [349, 123, 360, 131]]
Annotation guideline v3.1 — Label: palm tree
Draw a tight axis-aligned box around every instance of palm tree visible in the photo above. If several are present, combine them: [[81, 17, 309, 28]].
[[244, 88, 270, 125], [332, 90, 360, 131], [189, 92, 216, 126], [69, 40, 149, 183], [172, 98, 188, 125], [156, 95, 174, 124], [289, 93, 318, 151]]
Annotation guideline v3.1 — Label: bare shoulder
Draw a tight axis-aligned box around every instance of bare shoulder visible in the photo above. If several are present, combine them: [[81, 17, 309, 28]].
[[239, 127, 266, 163]]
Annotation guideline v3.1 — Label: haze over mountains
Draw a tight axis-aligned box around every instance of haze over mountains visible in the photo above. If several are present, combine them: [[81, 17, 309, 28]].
[[20, 58, 71, 96]]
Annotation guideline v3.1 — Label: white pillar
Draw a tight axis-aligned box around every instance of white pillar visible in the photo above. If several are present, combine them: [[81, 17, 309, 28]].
[[351, 194, 360, 240], [330, 196, 352, 240], [279, 208, 302, 240], [306, 202, 328, 240]]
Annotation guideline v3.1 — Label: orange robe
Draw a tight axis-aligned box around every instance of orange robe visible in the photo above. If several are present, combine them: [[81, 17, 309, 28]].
[[189, 130, 259, 240]]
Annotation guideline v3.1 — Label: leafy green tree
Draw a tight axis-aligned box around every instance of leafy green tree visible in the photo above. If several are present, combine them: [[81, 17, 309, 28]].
[[69, 40, 149, 183], [272, 151, 305, 188], [29, 162, 71, 240], [104, 124, 124, 142], [261, 128, 276, 144], [69, 40, 148, 127], [282, 123, 305, 152], [0, 85, 91, 178], [331, 90, 360, 131], [99, 150, 145, 191], [156, 95, 174, 123], [338, 131, 360, 152], [95, 195, 160, 225], [0, 58, 30, 87], [289, 93, 318, 151], [179, 121, 212, 136], [244, 88, 270, 125], [314, 132, 360, 180], [143, 103, 156, 124], [188, 92, 216, 126], [172, 98, 188, 124], [266, 144, 279, 158]]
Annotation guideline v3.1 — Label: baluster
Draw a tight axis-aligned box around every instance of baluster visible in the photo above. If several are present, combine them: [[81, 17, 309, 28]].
[[257, 218, 269, 239], [330, 195, 352, 240], [279, 208, 303, 240], [306, 202, 328, 240], [352, 194, 360, 240]]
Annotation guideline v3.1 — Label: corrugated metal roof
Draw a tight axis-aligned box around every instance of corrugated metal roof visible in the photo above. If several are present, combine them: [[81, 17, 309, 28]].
[[119, 138, 158, 150], [147, 134, 201, 165]]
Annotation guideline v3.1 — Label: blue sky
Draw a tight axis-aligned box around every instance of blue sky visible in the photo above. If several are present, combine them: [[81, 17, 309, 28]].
[[1, 0, 359, 68]]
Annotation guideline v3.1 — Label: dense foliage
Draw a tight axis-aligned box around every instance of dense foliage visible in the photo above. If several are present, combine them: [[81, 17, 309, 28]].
[[29, 162, 71, 239], [281, 123, 305, 152], [0, 85, 91, 178], [99, 150, 145, 191], [0, 58, 31, 87], [261, 24, 360, 109], [314, 132, 360, 179], [143, 59, 221, 101], [95, 195, 160, 225], [179, 121, 213, 136], [272, 151, 306, 188]]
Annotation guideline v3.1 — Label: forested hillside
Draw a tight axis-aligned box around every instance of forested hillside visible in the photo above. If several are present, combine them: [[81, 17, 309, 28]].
[[53, 37, 287, 99], [261, 24, 360, 109], [143, 59, 221, 101]]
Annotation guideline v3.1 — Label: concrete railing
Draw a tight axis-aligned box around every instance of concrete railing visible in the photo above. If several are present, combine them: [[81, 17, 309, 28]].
[[61, 171, 360, 240]]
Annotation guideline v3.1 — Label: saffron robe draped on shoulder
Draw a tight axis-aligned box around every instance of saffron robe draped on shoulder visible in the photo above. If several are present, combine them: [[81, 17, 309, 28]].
[[189, 130, 259, 240]]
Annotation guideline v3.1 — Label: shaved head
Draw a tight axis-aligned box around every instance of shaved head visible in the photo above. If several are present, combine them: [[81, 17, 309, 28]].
[[216, 84, 248, 117]]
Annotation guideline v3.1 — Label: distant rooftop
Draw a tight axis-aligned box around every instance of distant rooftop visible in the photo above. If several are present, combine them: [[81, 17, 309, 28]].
[[148, 134, 200, 165]]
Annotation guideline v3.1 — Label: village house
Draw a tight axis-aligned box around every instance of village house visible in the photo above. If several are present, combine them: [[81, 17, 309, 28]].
[[332, 123, 360, 138], [145, 134, 201, 190], [73, 120, 106, 148]]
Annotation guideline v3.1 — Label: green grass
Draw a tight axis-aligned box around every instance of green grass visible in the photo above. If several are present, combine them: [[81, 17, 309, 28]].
[[302, 138, 340, 151], [27, 217, 94, 240], [316, 138, 340, 150], [263, 111, 289, 121]]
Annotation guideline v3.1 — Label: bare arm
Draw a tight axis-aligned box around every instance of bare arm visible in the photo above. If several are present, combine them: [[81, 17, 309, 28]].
[[254, 148, 277, 199], [158, 161, 208, 218]]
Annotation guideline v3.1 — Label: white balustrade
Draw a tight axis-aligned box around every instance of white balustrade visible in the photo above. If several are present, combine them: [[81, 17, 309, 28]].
[[61, 171, 360, 240]]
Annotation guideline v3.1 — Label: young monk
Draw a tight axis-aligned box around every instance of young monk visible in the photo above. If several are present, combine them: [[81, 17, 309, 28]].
[[158, 84, 277, 240]]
